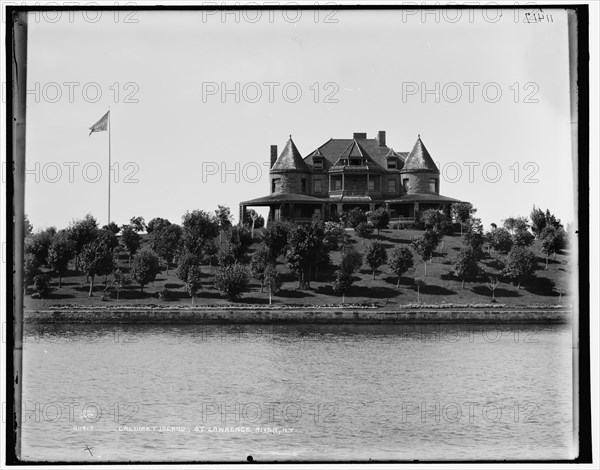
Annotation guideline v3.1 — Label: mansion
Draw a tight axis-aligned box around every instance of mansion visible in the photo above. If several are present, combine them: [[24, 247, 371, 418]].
[[239, 131, 464, 224]]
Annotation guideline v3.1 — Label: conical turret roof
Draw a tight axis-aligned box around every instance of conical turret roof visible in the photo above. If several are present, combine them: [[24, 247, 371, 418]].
[[402, 136, 439, 172], [271, 136, 310, 172]]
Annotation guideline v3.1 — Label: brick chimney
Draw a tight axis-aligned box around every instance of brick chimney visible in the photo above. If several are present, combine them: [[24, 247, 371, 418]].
[[270, 145, 278, 168], [377, 131, 386, 147], [353, 132, 367, 140]]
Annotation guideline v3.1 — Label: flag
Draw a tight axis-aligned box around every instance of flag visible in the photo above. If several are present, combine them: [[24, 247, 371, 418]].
[[89, 111, 109, 136]]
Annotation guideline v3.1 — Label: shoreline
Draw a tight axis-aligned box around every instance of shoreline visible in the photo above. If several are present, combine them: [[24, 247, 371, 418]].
[[24, 308, 572, 324]]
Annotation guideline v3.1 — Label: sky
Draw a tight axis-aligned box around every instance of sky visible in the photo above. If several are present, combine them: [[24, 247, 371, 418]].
[[22, 7, 574, 231]]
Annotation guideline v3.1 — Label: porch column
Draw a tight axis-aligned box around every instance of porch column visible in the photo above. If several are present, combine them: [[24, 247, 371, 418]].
[[239, 204, 245, 226], [337, 203, 343, 214], [321, 203, 326, 219], [328, 174, 332, 191], [414, 202, 420, 220], [369, 203, 375, 211], [342, 174, 345, 191]]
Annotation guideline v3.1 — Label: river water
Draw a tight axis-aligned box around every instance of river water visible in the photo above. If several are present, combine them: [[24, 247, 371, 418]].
[[21, 323, 576, 462]]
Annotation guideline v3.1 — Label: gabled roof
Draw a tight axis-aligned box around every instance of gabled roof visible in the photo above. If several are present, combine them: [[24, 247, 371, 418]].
[[304, 136, 408, 171], [340, 139, 366, 158], [402, 136, 439, 173], [271, 136, 310, 173]]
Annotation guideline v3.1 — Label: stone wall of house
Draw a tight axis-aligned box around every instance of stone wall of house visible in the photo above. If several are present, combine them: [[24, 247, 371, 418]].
[[401, 172, 440, 194], [270, 172, 310, 194]]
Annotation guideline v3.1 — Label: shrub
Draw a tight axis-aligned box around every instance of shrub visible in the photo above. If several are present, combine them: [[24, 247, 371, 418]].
[[389, 247, 414, 288], [158, 288, 172, 301], [214, 263, 250, 299], [131, 249, 160, 291], [33, 273, 52, 298]]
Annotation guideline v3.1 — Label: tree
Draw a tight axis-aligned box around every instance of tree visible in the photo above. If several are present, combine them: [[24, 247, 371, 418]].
[[24, 213, 33, 237], [503, 216, 529, 234], [46, 229, 75, 287], [486, 227, 513, 254], [150, 224, 182, 273], [414, 278, 426, 303], [531, 206, 562, 238], [502, 246, 538, 290], [462, 217, 485, 258], [111, 269, 131, 301], [186, 265, 202, 305], [332, 270, 353, 304], [81, 238, 114, 296], [512, 228, 534, 247], [243, 209, 265, 230], [262, 220, 291, 259], [263, 265, 281, 305], [530, 206, 546, 238], [177, 252, 202, 285], [102, 222, 121, 234], [486, 276, 499, 302], [354, 222, 372, 245], [228, 226, 253, 260], [451, 202, 476, 236], [120, 225, 141, 266], [217, 248, 237, 267], [286, 224, 325, 289], [540, 226, 566, 268], [129, 216, 147, 232], [243, 209, 264, 239], [250, 246, 273, 293], [182, 210, 220, 257], [146, 217, 171, 234], [25, 227, 57, 267], [214, 263, 249, 300], [452, 248, 479, 289], [131, 249, 160, 291], [368, 208, 390, 236], [201, 239, 219, 266], [365, 242, 387, 279], [342, 207, 367, 229], [420, 209, 450, 235], [215, 205, 233, 244], [324, 222, 349, 252], [410, 229, 440, 275], [33, 273, 52, 298], [340, 247, 363, 275], [24, 253, 41, 290], [68, 214, 98, 269], [389, 247, 414, 288]]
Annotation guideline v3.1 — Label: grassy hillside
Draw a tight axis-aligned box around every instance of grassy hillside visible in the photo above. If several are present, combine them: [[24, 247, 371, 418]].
[[24, 228, 573, 310]]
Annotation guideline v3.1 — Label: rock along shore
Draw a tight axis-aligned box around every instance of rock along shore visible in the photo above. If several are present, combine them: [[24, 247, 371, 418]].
[[24, 308, 571, 325]]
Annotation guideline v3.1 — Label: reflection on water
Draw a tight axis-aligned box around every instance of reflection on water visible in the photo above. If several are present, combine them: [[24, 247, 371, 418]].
[[21, 323, 575, 461]]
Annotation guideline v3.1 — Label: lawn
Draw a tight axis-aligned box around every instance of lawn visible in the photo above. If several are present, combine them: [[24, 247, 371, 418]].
[[23, 228, 573, 310]]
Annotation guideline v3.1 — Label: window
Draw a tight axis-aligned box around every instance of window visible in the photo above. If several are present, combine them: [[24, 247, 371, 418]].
[[368, 179, 375, 191], [301, 178, 307, 193], [334, 179, 342, 190], [272, 178, 279, 193], [403, 178, 409, 192], [387, 159, 397, 169], [429, 178, 437, 193], [314, 179, 322, 193], [388, 179, 396, 193], [314, 159, 323, 170]]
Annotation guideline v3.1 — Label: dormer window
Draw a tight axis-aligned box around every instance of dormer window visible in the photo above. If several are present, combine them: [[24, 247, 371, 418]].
[[387, 158, 397, 169], [313, 158, 323, 170]]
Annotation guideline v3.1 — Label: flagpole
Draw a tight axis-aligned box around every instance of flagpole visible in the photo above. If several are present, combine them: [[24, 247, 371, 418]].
[[108, 109, 111, 226]]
